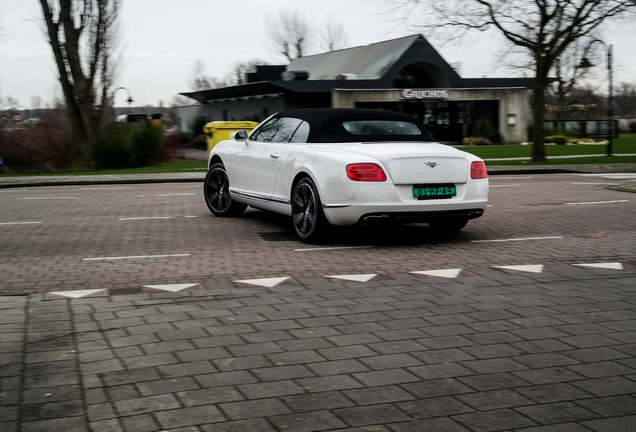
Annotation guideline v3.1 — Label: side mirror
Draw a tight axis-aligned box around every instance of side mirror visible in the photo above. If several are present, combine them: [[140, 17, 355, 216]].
[[233, 129, 248, 142]]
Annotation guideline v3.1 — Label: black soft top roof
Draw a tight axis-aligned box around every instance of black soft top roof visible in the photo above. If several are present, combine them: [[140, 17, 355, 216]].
[[271, 108, 434, 143]]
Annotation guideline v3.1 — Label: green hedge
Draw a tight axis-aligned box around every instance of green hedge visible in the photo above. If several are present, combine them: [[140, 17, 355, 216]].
[[92, 123, 163, 169], [544, 135, 568, 145]]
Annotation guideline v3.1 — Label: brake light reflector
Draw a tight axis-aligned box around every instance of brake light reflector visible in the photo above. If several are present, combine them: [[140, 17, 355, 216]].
[[471, 161, 488, 179], [346, 163, 387, 182]]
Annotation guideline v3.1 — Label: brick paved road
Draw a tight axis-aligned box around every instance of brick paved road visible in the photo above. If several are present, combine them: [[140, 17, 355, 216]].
[[1, 172, 635, 431], [0, 173, 634, 295], [1, 268, 635, 431]]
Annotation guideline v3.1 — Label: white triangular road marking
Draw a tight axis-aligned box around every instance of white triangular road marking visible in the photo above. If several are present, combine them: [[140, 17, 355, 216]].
[[573, 262, 624, 270], [410, 269, 464, 278], [235, 277, 290, 287], [142, 283, 199, 292], [326, 274, 378, 282], [494, 265, 545, 273], [47, 289, 107, 298]]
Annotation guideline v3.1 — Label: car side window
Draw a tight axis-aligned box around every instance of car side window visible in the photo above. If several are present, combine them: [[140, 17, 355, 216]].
[[289, 121, 309, 143], [251, 117, 303, 143]]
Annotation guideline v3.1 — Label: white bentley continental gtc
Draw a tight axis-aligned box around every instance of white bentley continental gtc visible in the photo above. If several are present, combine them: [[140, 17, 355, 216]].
[[204, 108, 489, 242]]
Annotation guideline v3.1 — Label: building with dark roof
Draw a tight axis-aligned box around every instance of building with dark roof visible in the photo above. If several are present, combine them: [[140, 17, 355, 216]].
[[179, 34, 536, 144]]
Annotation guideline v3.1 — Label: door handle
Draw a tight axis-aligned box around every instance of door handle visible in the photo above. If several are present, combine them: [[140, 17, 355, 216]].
[[270, 153, 280, 159]]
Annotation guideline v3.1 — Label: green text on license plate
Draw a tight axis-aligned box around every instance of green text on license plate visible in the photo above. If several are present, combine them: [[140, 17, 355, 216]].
[[413, 184, 456, 200]]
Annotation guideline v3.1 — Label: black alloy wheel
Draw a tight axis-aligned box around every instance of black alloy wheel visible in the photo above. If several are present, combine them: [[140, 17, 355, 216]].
[[204, 163, 246, 217], [291, 177, 326, 242]]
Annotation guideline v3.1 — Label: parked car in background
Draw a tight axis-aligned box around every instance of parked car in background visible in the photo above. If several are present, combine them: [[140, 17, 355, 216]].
[[203, 108, 489, 242]]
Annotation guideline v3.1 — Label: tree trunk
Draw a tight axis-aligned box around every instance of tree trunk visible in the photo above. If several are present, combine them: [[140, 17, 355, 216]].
[[531, 60, 550, 163], [39, 0, 118, 170]]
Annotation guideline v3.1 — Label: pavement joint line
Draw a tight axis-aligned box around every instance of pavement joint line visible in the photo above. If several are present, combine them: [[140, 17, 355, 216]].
[[118, 216, 175, 220], [564, 199, 629, 205], [471, 236, 564, 243], [81, 253, 191, 261], [18, 196, 78, 199], [570, 182, 621, 185], [294, 246, 374, 252], [155, 193, 196, 196], [79, 186, 134, 190]]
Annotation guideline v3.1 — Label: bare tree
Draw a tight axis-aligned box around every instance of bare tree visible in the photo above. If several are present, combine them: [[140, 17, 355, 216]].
[[389, 0, 635, 162], [548, 39, 598, 119], [321, 21, 348, 52], [190, 59, 230, 90], [4, 96, 18, 109], [614, 82, 636, 117], [190, 59, 214, 91], [39, 0, 121, 166], [268, 10, 312, 62], [226, 59, 268, 85], [170, 94, 192, 108]]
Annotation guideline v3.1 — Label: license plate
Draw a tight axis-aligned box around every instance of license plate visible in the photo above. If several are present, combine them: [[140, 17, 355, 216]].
[[413, 184, 456, 200]]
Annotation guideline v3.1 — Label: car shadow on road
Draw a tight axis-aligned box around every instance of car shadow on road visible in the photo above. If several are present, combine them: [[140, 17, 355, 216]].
[[243, 208, 472, 247]]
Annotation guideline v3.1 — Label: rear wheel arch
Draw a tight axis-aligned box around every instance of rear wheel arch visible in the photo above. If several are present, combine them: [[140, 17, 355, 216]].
[[291, 172, 312, 196], [208, 155, 223, 169]]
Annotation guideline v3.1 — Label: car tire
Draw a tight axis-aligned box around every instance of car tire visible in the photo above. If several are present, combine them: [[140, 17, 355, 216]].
[[291, 177, 327, 242], [428, 217, 468, 233], [204, 163, 246, 217]]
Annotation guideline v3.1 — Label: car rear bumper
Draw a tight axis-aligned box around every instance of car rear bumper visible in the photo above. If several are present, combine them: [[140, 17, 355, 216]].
[[319, 180, 488, 226], [322, 200, 488, 226]]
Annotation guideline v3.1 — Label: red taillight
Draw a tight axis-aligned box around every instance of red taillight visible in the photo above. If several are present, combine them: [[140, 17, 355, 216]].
[[346, 163, 387, 182], [471, 161, 488, 179]]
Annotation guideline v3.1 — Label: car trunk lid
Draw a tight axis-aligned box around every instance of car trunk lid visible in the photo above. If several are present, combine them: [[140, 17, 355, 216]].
[[312, 142, 471, 184]]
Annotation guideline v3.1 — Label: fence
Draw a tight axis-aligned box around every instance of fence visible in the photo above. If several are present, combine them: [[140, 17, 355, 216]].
[[543, 119, 619, 138]]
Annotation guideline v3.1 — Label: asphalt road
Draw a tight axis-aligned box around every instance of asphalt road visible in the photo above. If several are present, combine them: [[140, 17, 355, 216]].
[[0, 172, 634, 296]]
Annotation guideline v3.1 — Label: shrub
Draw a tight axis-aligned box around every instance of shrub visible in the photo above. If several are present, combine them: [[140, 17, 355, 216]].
[[190, 134, 207, 150], [91, 124, 133, 169], [129, 125, 163, 167], [91, 123, 163, 169], [463, 136, 492, 146], [0, 120, 83, 173], [544, 135, 568, 145], [629, 121, 636, 133], [475, 119, 502, 143], [191, 116, 208, 137], [160, 132, 189, 161]]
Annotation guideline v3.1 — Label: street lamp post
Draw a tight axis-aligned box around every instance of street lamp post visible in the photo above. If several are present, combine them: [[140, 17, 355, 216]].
[[578, 39, 613, 156], [112, 87, 134, 119]]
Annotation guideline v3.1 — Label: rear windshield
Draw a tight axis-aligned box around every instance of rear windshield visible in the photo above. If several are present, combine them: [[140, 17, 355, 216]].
[[309, 118, 433, 143], [342, 120, 423, 136]]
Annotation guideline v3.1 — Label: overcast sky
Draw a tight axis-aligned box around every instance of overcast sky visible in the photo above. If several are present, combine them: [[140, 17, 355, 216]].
[[1, 0, 635, 109]]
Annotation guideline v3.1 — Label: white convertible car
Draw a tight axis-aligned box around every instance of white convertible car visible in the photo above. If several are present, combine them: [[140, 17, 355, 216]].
[[204, 108, 489, 242]]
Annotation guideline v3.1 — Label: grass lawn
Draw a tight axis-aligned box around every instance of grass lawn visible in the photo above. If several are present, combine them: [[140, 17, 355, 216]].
[[459, 133, 636, 160]]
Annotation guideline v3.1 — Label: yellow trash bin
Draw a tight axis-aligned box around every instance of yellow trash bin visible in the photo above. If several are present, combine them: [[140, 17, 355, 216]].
[[203, 121, 259, 156]]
